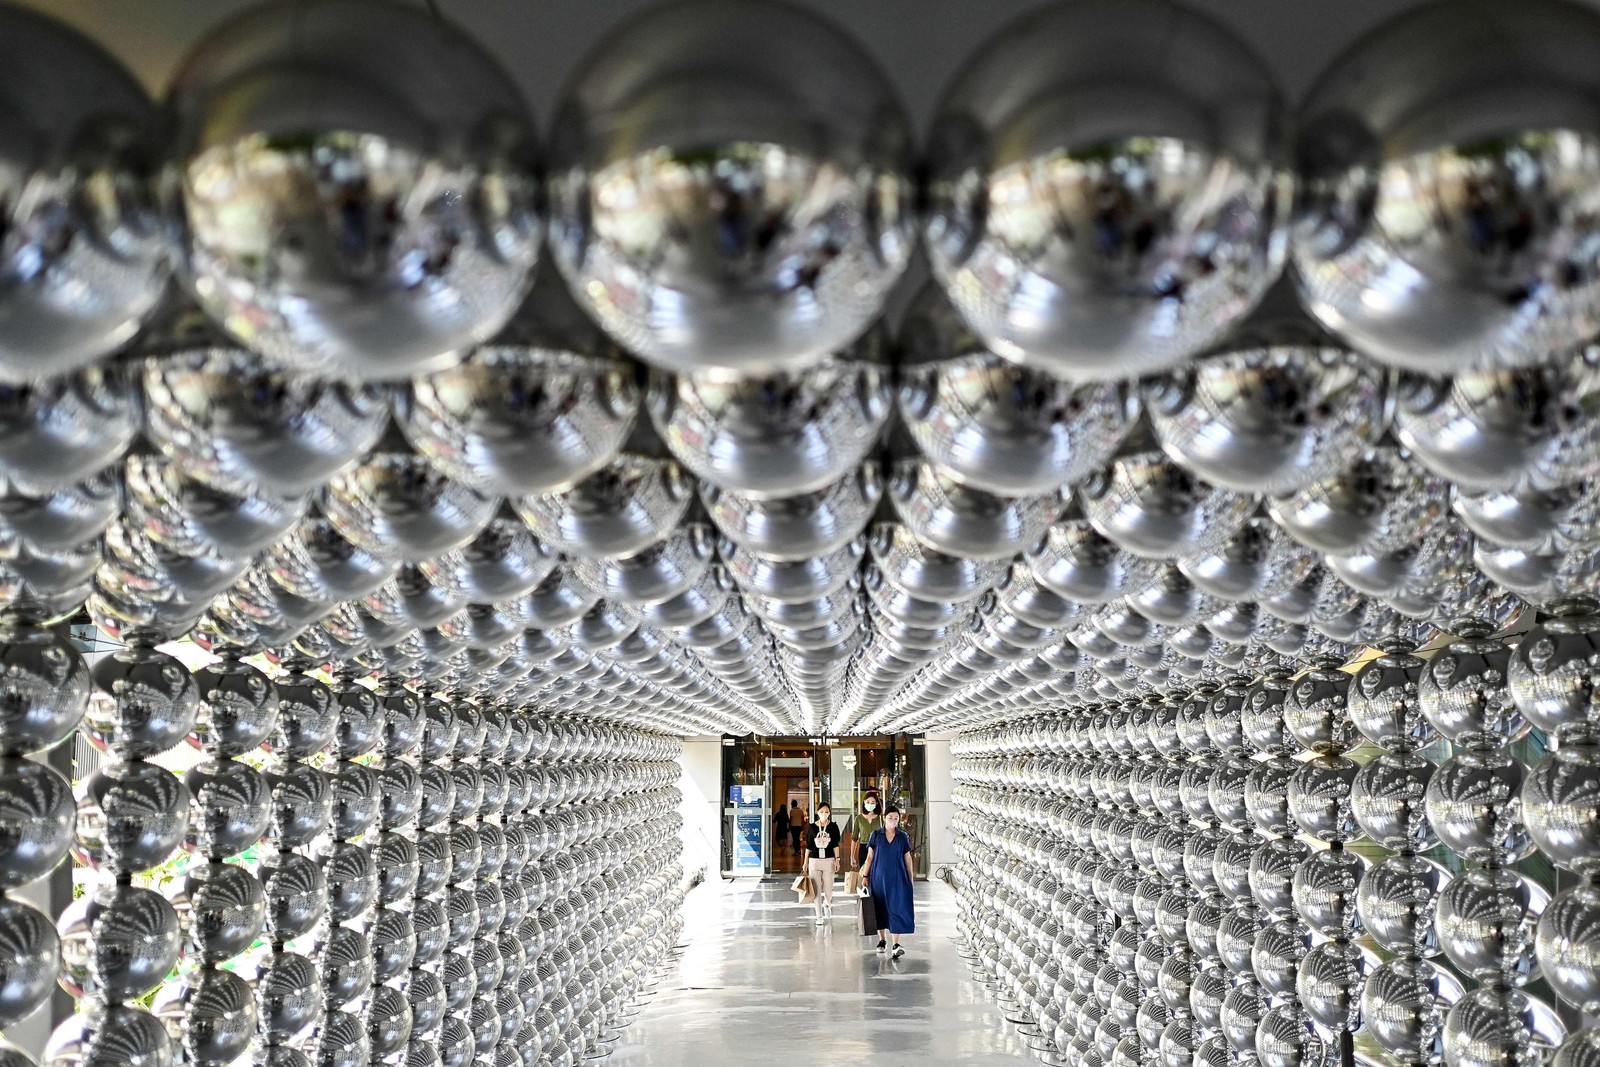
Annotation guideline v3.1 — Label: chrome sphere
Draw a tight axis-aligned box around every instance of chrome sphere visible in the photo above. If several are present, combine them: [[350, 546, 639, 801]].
[[1360, 957, 1462, 1065], [1081, 451, 1256, 561], [1267, 446, 1448, 557], [899, 284, 1136, 496], [1147, 318, 1390, 495], [0, 622, 91, 755], [1357, 853, 1450, 959], [1524, 728, 1600, 876], [0, 363, 136, 494], [1442, 987, 1566, 1067], [324, 439, 499, 563], [141, 338, 390, 498], [1295, 0, 1600, 373], [1426, 748, 1532, 865], [652, 326, 890, 498], [1436, 867, 1545, 986], [1510, 613, 1600, 737], [166, 0, 540, 380], [548, 0, 914, 374], [705, 465, 880, 561], [515, 452, 691, 559], [889, 460, 1061, 561], [1538, 881, 1600, 1015], [0, 5, 165, 382], [1396, 356, 1600, 493], [44, 1003, 175, 1067], [399, 271, 640, 497], [924, 0, 1287, 380]]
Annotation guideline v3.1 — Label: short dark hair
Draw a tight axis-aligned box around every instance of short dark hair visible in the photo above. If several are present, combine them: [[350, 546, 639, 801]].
[[885, 805, 902, 816], [790, 800, 798, 806]]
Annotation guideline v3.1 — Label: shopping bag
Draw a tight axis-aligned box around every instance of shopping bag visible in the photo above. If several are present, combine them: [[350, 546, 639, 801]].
[[858, 892, 880, 937], [797, 875, 817, 904], [844, 870, 861, 895]]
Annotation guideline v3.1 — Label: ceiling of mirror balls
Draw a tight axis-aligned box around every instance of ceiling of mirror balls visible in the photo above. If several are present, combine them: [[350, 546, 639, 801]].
[[9, 0, 1600, 1062], [12, 0, 1600, 740]]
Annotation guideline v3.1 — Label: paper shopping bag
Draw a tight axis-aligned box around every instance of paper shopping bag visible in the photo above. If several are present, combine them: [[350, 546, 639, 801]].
[[858, 893, 880, 937], [796, 870, 819, 908], [844, 870, 861, 895]]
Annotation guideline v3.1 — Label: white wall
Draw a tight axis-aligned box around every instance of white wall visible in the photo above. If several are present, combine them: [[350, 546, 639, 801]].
[[923, 738, 955, 871], [677, 739, 722, 884]]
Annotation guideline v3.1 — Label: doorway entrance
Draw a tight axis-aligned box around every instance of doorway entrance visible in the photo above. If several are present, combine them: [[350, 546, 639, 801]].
[[766, 757, 812, 875], [720, 734, 929, 880]]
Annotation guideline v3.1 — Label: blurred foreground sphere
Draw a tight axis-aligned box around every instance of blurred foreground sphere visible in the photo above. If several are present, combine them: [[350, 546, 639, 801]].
[[1295, 0, 1600, 373], [0, 4, 166, 382], [924, 0, 1288, 381], [548, 0, 915, 374], [166, 0, 541, 380]]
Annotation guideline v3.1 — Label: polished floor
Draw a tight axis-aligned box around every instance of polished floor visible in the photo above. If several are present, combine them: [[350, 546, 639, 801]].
[[607, 878, 1033, 1065]]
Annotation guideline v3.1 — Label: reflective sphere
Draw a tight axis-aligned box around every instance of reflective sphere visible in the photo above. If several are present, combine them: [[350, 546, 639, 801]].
[[1360, 957, 1461, 1065], [548, 0, 914, 374], [899, 284, 1136, 495], [400, 271, 639, 497], [167, 0, 540, 379], [1148, 319, 1389, 495], [0, 755, 73, 890], [1297, 940, 1371, 1035], [74, 759, 191, 875], [1538, 882, 1600, 1015], [924, 0, 1286, 380], [653, 328, 890, 498], [1524, 730, 1600, 876], [1081, 451, 1255, 561], [889, 460, 1060, 561], [1442, 987, 1566, 1067], [57, 885, 178, 1003], [1357, 853, 1450, 959], [0, 622, 91, 754], [1295, 0, 1600, 373], [141, 341, 389, 498], [44, 1003, 176, 1067], [1426, 748, 1532, 865], [1436, 867, 1545, 986], [0, 5, 165, 382]]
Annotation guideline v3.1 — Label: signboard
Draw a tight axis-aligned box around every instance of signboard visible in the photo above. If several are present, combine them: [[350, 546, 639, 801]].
[[732, 806, 764, 873], [729, 784, 765, 874]]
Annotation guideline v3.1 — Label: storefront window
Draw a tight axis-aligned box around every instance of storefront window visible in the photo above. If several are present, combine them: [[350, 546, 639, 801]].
[[718, 734, 928, 878]]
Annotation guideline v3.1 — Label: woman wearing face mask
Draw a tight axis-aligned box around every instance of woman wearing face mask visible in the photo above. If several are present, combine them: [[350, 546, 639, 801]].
[[858, 805, 915, 957], [803, 802, 841, 926], [847, 791, 880, 874]]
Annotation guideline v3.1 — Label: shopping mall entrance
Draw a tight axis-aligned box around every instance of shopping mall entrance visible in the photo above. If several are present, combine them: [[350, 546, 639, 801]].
[[719, 734, 929, 880]]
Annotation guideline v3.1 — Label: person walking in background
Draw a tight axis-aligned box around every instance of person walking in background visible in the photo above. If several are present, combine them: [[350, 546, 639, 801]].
[[859, 805, 916, 958], [789, 799, 805, 855], [773, 801, 790, 862], [846, 790, 881, 873], [804, 802, 841, 926]]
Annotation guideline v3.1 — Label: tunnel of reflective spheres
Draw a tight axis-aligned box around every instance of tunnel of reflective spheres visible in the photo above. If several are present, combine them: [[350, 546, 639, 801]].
[[9, 0, 1600, 1065]]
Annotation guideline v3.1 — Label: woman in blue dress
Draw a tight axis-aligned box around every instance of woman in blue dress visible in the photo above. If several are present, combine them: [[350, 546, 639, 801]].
[[859, 805, 915, 958]]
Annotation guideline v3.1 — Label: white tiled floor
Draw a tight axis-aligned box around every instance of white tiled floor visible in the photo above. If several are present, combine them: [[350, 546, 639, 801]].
[[606, 878, 1033, 1066]]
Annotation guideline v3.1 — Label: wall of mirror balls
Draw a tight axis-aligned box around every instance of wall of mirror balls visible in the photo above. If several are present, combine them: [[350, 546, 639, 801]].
[[7, 0, 1600, 1063]]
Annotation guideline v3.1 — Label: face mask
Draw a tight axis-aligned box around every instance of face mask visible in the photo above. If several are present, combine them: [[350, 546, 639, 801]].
[[864, 802, 876, 812], [818, 814, 828, 822], [886, 819, 899, 829]]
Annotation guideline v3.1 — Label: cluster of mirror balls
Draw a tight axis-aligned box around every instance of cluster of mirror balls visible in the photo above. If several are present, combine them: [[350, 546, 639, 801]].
[[12, 0, 1600, 1062], [0, 636, 690, 1067], [947, 614, 1600, 1067]]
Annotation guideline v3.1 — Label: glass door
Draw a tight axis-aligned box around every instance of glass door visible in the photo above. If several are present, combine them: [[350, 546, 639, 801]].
[[765, 757, 812, 876]]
